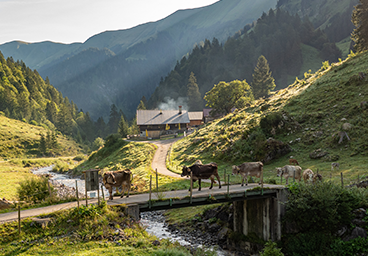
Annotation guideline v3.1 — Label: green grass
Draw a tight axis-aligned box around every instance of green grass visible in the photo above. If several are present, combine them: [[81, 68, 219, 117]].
[[168, 51, 368, 186], [0, 203, 203, 256], [0, 114, 82, 159]]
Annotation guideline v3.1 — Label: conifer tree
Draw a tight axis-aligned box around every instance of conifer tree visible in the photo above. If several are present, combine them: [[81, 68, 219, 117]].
[[352, 0, 368, 52], [137, 100, 146, 110], [39, 133, 47, 155], [251, 55, 276, 99], [107, 104, 121, 134], [187, 72, 202, 111], [118, 115, 129, 138]]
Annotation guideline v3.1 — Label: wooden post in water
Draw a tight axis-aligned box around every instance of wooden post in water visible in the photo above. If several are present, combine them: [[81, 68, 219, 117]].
[[149, 175, 152, 209], [190, 172, 193, 204], [341, 172, 344, 188], [18, 205, 21, 235], [75, 180, 79, 209], [156, 168, 158, 192], [84, 172, 88, 206]]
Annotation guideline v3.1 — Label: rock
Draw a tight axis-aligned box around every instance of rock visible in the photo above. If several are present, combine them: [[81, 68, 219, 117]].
[[217, 227, 229, 242], [352, 219, 366, 227], [203, 208, 217, 220], [152, 240, 160, 246], [208, 223, 221, 233], [309, 149, 328, 159], [353, 208, 367, 219], [31, 217, 52, 228], [343, 227, 367, 242], [337, 226, 348, 237], [342, 123, 352, 131], [0, 198, 12, 210], [217, 211, 229, 222]]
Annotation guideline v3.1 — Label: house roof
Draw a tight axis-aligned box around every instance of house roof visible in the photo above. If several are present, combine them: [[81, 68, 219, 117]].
[[188, 111, 203, 120], [137, 110, 190, 125]]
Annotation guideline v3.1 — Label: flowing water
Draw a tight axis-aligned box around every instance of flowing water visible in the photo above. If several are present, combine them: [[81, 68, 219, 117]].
[[32, 167, 232, 255]]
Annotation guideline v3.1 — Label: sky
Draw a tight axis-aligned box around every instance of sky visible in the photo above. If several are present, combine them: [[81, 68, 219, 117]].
[[0, 0, 219, 45]]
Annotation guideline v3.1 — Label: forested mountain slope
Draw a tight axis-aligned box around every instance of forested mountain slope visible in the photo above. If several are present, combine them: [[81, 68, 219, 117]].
[[147, 7, 343, 109], [0, 51, 95, 146], [0, 0, 278, 120]]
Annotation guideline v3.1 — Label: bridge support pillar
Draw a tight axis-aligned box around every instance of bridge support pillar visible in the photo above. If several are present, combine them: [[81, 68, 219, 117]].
[[126, 204, 140, 220], [233, 189, 287, 242]]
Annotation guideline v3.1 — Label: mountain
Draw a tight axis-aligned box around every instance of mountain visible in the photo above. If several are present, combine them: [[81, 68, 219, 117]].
[[0, 0, 278, 120]]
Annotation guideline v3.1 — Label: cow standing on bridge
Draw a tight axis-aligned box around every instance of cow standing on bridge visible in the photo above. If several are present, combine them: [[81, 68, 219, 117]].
[[276, 165, 302, 185], [181, 163, 221, 191], [102, 169, 133, 200], [232, 162, 263, 186]]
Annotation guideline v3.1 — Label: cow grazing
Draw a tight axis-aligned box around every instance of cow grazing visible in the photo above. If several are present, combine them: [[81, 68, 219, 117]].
[[276, 165, 302, 185], [313, 173, 323, 183], [181, 163, 221, 191], [302, 169, 314, 183], [331, 162, 339, 171], [289, 158, 299, 165], [103, 169, 133, 200], [232, 162, 263, 186]]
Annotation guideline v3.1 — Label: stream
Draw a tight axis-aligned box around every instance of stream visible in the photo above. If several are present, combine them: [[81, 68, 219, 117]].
[[31, 166, 232, 255]]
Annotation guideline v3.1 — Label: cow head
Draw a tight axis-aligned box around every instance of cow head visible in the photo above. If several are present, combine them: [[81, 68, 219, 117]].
[[231, 165, 240, 175], [104, 172, 116, 184], [276, 167, 283, 177], [181, 166, 191, 177], [313, 173, 322, 182]]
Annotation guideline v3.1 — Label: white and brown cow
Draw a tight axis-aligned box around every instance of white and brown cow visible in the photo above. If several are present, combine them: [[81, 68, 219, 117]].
[[181, 163, 221, 191], [232, 162, 263, 186], [276, 165, 302, 185], [102, 169, 132, 200], [302, 169, 314, 183]]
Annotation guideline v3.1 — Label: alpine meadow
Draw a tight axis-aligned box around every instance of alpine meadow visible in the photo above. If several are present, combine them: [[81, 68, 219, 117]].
[[0, 0, 368, 255]]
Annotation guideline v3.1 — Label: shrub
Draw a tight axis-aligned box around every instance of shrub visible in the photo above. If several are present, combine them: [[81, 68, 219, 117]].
[[330, 237, 368, 256], [52, 160, 69, 173], [73, 154, 86, 162], [284, 182, 361, 235], [260, 241, 284, 256], [284, 232, 333, 256], [16, 176, 54, 204]]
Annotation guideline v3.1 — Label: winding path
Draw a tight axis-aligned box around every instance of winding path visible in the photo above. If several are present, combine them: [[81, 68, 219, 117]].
[[150, 138, 182, 178]]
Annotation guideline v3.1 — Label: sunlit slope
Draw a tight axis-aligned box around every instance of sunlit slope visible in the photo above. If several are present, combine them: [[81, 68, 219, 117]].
[[0, 115, 82, 159], [171, 52, 368, 183]]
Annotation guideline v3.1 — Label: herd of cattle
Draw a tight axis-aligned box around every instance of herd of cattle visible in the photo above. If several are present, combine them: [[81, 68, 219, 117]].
[[102, 158, 335, 199]]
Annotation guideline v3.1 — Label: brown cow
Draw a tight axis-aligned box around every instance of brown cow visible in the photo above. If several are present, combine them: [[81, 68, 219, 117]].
[[103, 169, 133, 200], [181, 163, 221, 191], [289, 158, 299, 165], [276, 165, 302, 185], [232, 162, 263, 186], [313, 173, 323, 183]]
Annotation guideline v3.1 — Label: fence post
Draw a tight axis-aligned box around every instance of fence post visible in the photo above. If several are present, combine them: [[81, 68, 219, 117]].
[[85, 172, 88, 206], [101, 185, 105, 201], [358, 174, 360, 183], [156, 168, 159, 192], [341, 172, 344, 188], [97, 184, 100, 206], [224, 169, 226, 185], [18, 205, 21, 235], [149, 175, 152, 209], [190, 172, 193, 205], [293, 170, 295, 183], [76, 180, 79, 209], [227, 174, 230, 197], [48, 181, 52, 198]]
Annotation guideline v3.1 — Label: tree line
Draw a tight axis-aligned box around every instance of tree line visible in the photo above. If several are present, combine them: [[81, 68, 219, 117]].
[[147, 8, 342, 111]]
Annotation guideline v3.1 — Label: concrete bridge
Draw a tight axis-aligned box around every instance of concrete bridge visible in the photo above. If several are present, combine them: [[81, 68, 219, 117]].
[[108, 183, 288, 242]]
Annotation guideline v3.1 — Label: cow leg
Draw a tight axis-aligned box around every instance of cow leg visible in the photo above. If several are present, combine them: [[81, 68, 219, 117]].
[[245, 175, 249, 186], [215, 174, 221, 189], [120, 185, 125, 198], [109, 187, 113, 200], [241, 174, 245, 186], [126, 183, 130, 198], [285, 177, 289, 185], [198, 179, 202, 191], [209, 178, 214, 189]]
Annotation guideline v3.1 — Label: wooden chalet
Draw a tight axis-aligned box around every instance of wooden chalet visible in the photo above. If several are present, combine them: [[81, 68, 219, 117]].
[[137, 106, 190, 138], [188, 111, 203, 126]]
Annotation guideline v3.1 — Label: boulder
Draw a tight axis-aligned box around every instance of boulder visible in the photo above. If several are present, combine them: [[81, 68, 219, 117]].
[[0, 198, 12, 210], [309, 149, 328, 159], [343, 227, 367, 242], [342, 123, 352, 131]]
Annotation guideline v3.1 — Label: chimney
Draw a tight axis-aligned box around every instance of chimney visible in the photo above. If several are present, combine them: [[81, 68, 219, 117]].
[[160, 109, 162, 114], [179, 106, 182, 114]]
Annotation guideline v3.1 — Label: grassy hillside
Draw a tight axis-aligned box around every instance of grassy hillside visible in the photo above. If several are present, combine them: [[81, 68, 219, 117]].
[[73, 138, 193, 193], [169, 51, 368, 185], [0, 114, 82, 159]]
